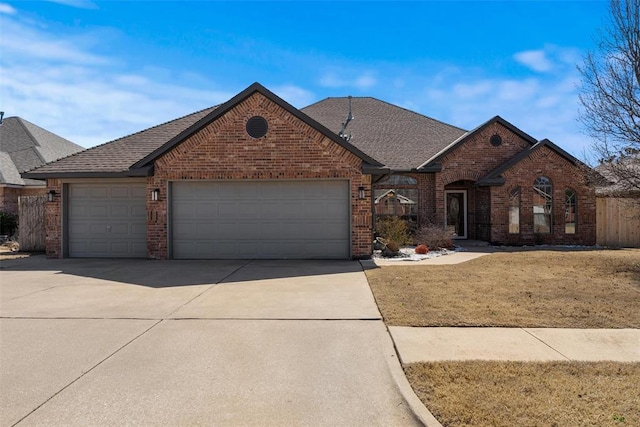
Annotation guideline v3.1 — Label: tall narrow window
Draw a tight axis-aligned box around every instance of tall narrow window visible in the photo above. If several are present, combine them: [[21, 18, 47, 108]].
[[533, 176, 553, 234], [565, 188, 577, 234], [509, 187, 521, 234]]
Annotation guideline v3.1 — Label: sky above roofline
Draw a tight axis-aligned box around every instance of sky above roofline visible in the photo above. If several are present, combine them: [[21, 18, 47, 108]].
[[0, 1, 609, 158]]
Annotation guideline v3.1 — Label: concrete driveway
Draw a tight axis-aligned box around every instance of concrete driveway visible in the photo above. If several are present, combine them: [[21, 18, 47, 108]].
[[0, 256, 431, 426]]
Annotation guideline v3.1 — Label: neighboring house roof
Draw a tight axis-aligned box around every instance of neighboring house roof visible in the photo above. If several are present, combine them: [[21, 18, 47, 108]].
[[594, 156, 640, 196], [24, 83, 382, 179], [0, 116, 84, 185], [302, 97, 467, 170], [477, 139, 581, 186], [374, 189, 416, 205]]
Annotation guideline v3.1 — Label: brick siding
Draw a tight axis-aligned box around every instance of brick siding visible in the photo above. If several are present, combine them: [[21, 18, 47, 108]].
[[491, 146, 596, 245], [377, 122, 596, 245], [147, 91, 372, 259]]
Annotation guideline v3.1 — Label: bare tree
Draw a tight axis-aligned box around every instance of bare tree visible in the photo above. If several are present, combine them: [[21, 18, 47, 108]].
[[578, 0, 640, 195]]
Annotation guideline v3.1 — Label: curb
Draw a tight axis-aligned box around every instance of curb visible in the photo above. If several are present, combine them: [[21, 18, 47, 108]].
[[379, 323, 443, 427]]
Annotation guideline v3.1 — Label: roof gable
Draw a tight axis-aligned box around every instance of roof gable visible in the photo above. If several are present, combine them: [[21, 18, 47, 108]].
[[418, 116, 537, 170], [134, 82, 382, 169], [302, 97, 466, 170], [477, 138, 582, 186]]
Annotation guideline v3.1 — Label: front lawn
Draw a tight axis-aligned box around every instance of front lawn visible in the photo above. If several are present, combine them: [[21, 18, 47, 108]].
[[366, 249, 640, 328], [405, 361, 640, 427], [367, 249, 640, 426]]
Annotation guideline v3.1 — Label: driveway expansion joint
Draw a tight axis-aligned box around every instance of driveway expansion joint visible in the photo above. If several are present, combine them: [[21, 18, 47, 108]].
[[10, 319, 163, 427]]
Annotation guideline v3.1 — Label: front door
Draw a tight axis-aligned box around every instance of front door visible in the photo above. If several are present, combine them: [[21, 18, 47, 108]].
[[445, 190, 467, 239]]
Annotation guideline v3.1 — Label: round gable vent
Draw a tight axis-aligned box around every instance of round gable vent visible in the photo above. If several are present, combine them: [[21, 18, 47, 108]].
[[490, 134, 502, 147], [246, 116, 268, 138]]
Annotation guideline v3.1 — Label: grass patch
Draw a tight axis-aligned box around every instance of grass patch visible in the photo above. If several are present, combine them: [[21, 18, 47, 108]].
[[366, 249, 640, 328], [405, 361, 640, 427]]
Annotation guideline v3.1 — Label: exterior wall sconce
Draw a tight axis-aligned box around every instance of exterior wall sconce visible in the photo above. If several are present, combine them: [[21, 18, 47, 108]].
[[47, 190, 58, 202], [151, 188, 160, 201], [358, 186, 366, 200]]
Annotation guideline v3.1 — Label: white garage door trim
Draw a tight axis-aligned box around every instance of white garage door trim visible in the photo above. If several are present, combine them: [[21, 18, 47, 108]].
[[65, 181, 147, 258], [169, 180, 351, 259]]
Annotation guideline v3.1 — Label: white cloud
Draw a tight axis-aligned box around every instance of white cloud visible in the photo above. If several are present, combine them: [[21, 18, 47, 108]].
[[354, 73, 377, 89], [0, 3, 16, 15], [318, 70, 377, 90], [0, 15, 234, 147], [514, 49, 553, 72], [0, 17, 108, 65], [271, 85, 315, 107], [514, 45, 582, 74], [45, 0, 97, 9]]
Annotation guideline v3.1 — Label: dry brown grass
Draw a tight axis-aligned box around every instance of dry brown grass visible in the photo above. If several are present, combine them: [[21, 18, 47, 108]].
[[366, 249, 640, 328], [405, 361, 640, 427]]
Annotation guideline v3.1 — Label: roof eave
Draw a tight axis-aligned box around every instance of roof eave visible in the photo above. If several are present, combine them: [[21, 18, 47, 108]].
[[362, 164, 391, 175], [21, 166, 153, 180], [476, 177, 506, 187]]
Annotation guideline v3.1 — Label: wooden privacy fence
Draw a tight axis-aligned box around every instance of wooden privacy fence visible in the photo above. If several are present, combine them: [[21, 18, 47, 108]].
[[596, 197, 640, 247], [18, 195, 46, 251]]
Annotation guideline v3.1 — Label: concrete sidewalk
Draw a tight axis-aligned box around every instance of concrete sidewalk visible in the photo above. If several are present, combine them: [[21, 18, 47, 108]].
[[390, 327, 640, 363]]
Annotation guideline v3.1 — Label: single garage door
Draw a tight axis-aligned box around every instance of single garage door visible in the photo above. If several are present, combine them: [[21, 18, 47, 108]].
[[67, 182, 147, 257], [171, 180, 350, 259]]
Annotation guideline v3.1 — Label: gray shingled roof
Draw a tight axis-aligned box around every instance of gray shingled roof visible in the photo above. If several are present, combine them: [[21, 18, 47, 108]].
[[0, 117, 84, 185], [25, 107, 218, 176], [302, 97, 467, 170], [24, 92, 468, 177]]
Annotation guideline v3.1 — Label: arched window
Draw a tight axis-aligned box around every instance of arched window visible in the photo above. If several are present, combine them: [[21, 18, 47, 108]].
[[509, 187, 521, 234], [565, 188, 577, 234], [533, 176, 552, 234]]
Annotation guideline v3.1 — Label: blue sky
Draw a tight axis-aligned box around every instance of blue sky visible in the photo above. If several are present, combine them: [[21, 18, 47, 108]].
[[1, 1, 609, 156]]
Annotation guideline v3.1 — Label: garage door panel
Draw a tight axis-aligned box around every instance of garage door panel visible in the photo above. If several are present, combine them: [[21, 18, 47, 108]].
[[172, 181, 349, 259], [131, 186, 147, 198], [259, 203, 283, 219], [216, 202, 238, 218], [111, 187, 130, 198], [110, 206, 129, 218], [68, 183, 147, 258], [174, 202, 196, 219], [89, 187, 109, 198]]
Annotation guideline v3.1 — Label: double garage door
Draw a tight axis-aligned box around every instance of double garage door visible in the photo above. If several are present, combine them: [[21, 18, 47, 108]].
[[67, 180, 350, 259], [171, 180, 350, 259]]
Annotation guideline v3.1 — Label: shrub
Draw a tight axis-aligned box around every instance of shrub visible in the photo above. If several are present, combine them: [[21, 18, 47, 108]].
[[0, 212, 18, 237], [415, 223, 454, 250], [415, 244, 429, 254], [375, 217, 411, 246]]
